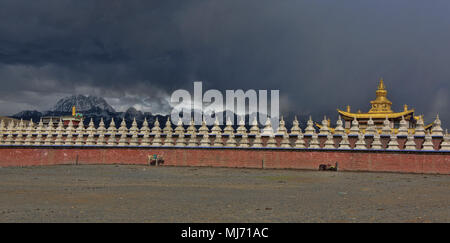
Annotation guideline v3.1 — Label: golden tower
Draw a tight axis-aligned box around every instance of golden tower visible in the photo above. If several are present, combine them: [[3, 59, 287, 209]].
[[368, 78, 393, 113]]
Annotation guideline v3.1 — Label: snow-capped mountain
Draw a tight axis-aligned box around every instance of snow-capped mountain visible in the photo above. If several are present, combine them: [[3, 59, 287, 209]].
[[52, 95, 116, 113], [11, 95, 165, 128], [10, 95, 306, 129]]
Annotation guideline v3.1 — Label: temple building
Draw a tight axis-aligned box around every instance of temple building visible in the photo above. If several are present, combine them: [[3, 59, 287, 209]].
[[42, 105, 83, 127], [317, 78, 433, 133]]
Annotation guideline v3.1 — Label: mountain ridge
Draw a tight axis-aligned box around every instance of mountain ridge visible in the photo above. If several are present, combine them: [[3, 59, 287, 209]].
[[10, 95, 308, 129]]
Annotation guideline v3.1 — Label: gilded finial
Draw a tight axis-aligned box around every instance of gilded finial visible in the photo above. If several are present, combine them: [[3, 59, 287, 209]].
[[369, 78, 392, 114], [378, 78, 386, 90]]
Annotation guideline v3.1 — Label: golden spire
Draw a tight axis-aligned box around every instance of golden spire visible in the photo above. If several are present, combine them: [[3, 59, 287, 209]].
[[378, 78, 386, 90], [369, 78, 393, 114]]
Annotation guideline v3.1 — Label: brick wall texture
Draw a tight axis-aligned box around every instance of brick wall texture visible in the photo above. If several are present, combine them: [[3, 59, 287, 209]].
[[0, 146, 449, 174]]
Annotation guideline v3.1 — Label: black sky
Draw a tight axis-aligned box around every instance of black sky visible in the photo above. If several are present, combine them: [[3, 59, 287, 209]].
[[0, 0, 449, 125]]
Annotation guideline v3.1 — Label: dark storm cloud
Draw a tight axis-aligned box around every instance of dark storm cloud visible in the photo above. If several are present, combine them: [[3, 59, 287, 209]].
[[0, 0, 449, 126]]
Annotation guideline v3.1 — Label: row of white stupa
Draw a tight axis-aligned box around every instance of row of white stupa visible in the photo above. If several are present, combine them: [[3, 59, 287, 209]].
[[0, 115, 448, 151]]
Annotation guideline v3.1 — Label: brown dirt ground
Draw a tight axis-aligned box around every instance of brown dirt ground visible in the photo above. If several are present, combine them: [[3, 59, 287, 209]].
[[0, 164, 449, 222]]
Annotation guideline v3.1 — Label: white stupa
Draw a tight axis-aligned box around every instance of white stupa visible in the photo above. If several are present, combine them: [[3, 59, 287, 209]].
[[338, 133, 351, 149], [96, 132, 107, 146], [404, 132, 417, 150], [129, 133, 139, 146], [422, 131, 435, 151], [280, 133, 291, 148], [65, 132, 75, 146], [198, 117, 210, 135], [349, 117, 360, 136], [323, 133, 335, 149], [163, 117, 173, 135], [265, 134, 277, 147], [174, 119, 185, 135], [251, 134, 263, 148], [211, 117, 222, 135], [249, 117, 260, 135], [151, 118, 162, 135], [117, 131, 128, 146], [223, 117, 234, 136], [397, 116, 408, 136], [200, 133, 211, 147], [140, 118, 150, 135], [355, 133, 367, 150], [440, 129, 450, 151], [371, 133, 383, 150], [262, 118, 274, 137], [294, 134, 306, 148], [236, 117, 247, 135], [107, 118, 117, 135], [365, 117, 377, 136], [381, 116, 392, 136], [47, 118, 54, 135], [414, 116, 425, 136], [319, 116, 330, 136], [187, 133, 198, 147], [86, 118, 96, 135], [152, 133, 162, 146], [162, 133, 174, 146], [186, 118, 197, 135], [118, 118, 128, 135], [431, 114, 444, 137], [0, 119, 5, 135], [97, 118, 106, 135], [386, 133, 399, 150], [213, 133, 223, 147], [239, 133, 250, 147], [309, 133, 320, 149], [304, 116, 315, 136], [276, 116, 288, 136], [129, 118, 139, 135], [225, 133, 237, 147], [290, 116, 302, 135], [175, 133, 186, 147], [334, 115, 345, 136]]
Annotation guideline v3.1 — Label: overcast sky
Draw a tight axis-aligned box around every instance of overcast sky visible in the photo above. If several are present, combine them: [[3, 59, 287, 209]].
[[0, 0, 449, 125]]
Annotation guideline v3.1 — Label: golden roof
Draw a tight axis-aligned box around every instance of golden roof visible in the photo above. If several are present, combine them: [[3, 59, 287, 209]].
[[314, 124, 434, 134], [337, 109, 414, 119], [338, 78, 415, 119], [313, 78, 435, 132]]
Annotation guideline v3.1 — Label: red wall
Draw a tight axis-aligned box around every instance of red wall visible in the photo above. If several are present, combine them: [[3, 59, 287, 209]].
[[0, 146, 449, 174]]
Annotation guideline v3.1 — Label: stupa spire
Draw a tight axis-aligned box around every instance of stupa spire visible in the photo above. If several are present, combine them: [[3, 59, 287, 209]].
[[290, 116, 302, 135], [369, 78, 393, 113], [107, 118, 117, 135], [163, 117, 173, 134], [236, 117, 247, 135], [198, 117, 209, 135], [151, 118, 162, 135], [140, 117, 150, 135]]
